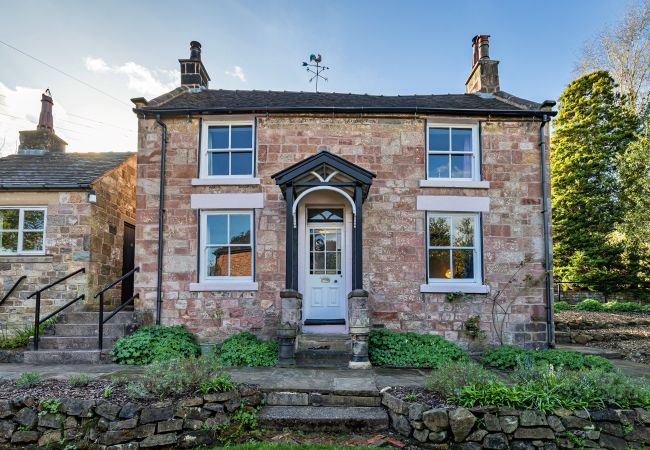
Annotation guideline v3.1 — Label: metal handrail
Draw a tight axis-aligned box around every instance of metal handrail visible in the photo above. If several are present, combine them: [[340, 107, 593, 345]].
[[30, 268, 86, 350], [95, 267, 139, 350], [1, 276, 26, 307]]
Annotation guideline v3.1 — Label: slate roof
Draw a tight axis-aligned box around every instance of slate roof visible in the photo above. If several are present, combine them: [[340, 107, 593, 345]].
[[138, 88, 545, 115], [0, 152, 135, 190]]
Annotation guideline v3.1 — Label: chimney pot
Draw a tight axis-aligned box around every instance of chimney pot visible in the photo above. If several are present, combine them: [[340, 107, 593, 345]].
[[18, 89, 67, 154], [37, 90, 54, 132], [190, 41, 202, 60], [179, 40, 210, 89]]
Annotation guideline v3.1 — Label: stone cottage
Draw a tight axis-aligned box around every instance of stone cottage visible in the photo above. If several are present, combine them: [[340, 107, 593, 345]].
[[132, 36, 556, 365], [0, 92, 136, 336]]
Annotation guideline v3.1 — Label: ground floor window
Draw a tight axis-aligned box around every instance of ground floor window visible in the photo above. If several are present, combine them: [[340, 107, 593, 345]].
[[427, 212, 481, 284], [200, 211, 254, 281], [0, 207, 46, 255]]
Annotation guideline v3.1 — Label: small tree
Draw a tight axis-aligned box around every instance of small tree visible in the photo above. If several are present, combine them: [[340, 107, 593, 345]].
[[551, 71, 639, 292]]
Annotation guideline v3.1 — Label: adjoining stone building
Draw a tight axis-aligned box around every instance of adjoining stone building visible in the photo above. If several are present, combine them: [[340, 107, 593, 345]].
[[0, 92, 136, 335], [132, 36, 556, 361]]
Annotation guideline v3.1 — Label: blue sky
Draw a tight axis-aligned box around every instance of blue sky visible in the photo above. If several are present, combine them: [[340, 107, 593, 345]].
[[0, 0, 630, 153]]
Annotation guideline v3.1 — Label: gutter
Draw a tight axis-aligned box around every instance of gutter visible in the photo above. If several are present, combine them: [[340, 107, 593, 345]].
[[539, 115, 554, 347], [154, 114, 167, 326], [134, 105, 558, 118]]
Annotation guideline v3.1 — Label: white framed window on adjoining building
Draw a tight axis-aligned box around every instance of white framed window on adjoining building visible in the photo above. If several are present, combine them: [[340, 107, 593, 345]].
[[200, 120, 255, 179], [0, 207, 47, 255], [199, 210, 254, 283], [426, 124, 480, 181]]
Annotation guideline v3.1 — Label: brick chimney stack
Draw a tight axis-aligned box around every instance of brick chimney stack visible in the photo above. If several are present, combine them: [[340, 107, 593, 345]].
[[179, 41, 211, 89], [18, 90, 67, 155], [465, 35, 500, 94]]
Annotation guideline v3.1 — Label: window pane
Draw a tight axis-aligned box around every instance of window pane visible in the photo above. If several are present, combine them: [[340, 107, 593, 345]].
[[23, 210, 45, 230], [325, 232, 340, 251], [314, 253, 325, 273], [428, 128, 449, 151], [429, 217, 450, 246], [229, 246, 252, 277], [453, 249, 474, 279], [231, 151, 252, 175], [23, 232, 44, 251], [229, 214, 251, 244], [307, 208, 344, 223], [208, 126, 229, 149], [313, 233, 325, 251], [0, 232, 18, 253], [451, 155, 472, 178], [207, 246, 228, 276], [208, 152, 229, 176], [451, 128, 473, 152], [453, 216, 475, 247], [429, 249, 451, 279], [231, 125, 253, 148], [0, 209, 18, 230], [206, 215, 227, 245], [326, 253, 338, 273], [428, 154, 450, 178]]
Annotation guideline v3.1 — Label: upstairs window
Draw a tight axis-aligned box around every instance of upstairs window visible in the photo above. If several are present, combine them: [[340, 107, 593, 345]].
[[202, 122, 254, 177], [427, 125, 479, 180], [0, 207, 47, 255], [201, 211, 253, 281]]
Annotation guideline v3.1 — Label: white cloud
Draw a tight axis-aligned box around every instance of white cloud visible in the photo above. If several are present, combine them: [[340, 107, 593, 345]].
[[225, 66, 247, 82], [84, 56, 179, 97]]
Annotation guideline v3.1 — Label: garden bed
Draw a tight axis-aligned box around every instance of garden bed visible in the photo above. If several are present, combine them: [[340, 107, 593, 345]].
[[555, 310, 650, 364]]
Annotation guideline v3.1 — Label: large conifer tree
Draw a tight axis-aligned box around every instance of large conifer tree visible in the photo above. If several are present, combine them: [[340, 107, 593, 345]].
[[551, 71, 639, 292]]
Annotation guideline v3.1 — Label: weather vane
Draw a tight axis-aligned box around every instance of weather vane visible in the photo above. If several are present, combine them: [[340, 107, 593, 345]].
[[302, 54, 329, 93]]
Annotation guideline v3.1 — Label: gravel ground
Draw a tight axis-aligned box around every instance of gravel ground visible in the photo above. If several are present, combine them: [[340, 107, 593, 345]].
[[0, 379, 136, 404], [386, 386, 451, 409], [555, 310, 650, 365]]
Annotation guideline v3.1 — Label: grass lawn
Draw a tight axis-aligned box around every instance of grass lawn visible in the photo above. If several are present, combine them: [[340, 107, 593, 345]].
[[211, 444, 356, 450]]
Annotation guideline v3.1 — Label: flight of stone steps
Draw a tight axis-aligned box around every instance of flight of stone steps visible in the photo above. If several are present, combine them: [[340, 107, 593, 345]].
[[23, 311, 137, 364]]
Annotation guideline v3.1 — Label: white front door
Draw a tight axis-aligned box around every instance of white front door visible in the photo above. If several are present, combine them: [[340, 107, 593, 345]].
[[304, 223, 346, 326]]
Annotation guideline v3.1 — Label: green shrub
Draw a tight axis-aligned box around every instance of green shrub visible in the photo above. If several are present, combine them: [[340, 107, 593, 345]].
[[453, 365, 650, 412], [0, 317, 58, 350], [426, 360, 496, 398], [574, 298, 603, 311], [39, 399, 61, 415], [602, 301, 647, 312], [136, 355, 222, 398], [215, 332, 278, 367], [368, 329, 467, 368], [16, 371, 41, 389], [198, 373, 237, 394], [553, 301, 573, 311], [482, 346, 612, 371], [67, 374, 91, 386], [111, 325, 201, 365]]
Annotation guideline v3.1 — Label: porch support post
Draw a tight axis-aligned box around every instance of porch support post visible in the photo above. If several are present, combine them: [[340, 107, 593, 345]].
[[348, 289, 371, 369], [353, 184, 363, 290], [285, 186, 296, 290]]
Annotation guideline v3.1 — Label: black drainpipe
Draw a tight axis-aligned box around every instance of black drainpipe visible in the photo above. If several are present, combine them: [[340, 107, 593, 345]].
[[539, 115, 554, 347], [155, 114, 167, 325]]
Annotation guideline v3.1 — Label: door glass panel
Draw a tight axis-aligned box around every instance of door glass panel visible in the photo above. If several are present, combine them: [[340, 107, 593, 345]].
[[309, 228, 341, 275], [313, 253, 325, 274], [307, 208, 344, 223]]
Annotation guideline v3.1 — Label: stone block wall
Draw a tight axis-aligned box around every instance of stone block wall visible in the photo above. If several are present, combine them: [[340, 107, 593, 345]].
[[0, 191, 91, 334], [381, 390, 650, 449], [88, 156, 137, 308], [134, 114, 550, 346]]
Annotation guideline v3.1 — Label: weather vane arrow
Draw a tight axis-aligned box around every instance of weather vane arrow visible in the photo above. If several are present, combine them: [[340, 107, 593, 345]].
[[302, 53, 329, 93]]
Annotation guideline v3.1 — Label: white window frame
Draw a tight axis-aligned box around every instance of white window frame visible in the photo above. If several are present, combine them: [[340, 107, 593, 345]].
[[426, 123, 480, 181], [426, 212, 482, 285], [0, 207, 47, 256], [199, 210, 254, 283], [200, 120, 255, 179]]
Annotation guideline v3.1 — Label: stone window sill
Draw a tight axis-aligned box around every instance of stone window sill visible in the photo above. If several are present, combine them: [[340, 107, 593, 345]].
[[0, 255, 53, 263], [419, 179, 490, 189], [192, 177, 261, 186], [420, 283, 490, 294], [189, 281, 259, 292]]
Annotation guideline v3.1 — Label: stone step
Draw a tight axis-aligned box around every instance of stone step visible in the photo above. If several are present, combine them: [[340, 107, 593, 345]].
[[59, 311, 135, 325], [23, 349, 105, 365], [554, 331, 572, 344], [54, 323, 131, 338], [295, 350, 351, 368], [258, 406, 388, 432], [34, 336, 118, 350], [296, 333, 351, 352], [555, 343, 623, 360], [265, 391, 381, 407]]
